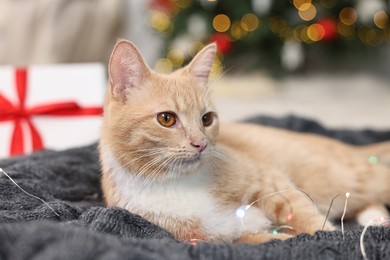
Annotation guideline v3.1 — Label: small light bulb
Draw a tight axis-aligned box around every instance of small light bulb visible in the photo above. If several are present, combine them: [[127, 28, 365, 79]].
[[235, 205, 247, 219]]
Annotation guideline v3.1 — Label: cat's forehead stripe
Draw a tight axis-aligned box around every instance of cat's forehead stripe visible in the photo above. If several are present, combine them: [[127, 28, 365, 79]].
[[161, 76, 208, 113]]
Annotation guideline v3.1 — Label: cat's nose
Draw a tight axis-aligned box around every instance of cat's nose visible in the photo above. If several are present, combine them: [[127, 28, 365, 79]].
[[191, 140, 208, 153]]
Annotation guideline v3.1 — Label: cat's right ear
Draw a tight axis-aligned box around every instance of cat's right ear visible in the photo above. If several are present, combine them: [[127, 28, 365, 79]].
[[109, 40, 150, 101]]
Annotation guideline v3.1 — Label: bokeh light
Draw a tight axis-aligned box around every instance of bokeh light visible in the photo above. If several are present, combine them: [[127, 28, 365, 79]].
[[155, 58, 173, 73], [339, 7, 358, 26], [213, 14, 231, 32], [307, 23, 325, 41], [269, 16, 288, 35], [293, 0, 312, 10], [374, 10, 389, 29], [298, 4, 317, 21], [300, 26, 312, 43], [241, 13, 260, 32], [210, 55, 223, 78], [148, 10, 172, 33], [188, 41, 205, 57], [368, 155, 379, 164], [230, 21, 248, 40], [148, 0, 390, 73], [337, 22, 354, 37], [167, 49, 185, 67], [358, 27, 383, 46]]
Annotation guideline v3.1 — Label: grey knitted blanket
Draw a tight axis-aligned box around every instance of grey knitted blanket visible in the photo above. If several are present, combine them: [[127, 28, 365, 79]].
[[1, 115, 390, 260]]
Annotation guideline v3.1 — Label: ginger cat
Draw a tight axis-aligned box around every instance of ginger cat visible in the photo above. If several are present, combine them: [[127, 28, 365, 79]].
[[100, 40, 390, 243]]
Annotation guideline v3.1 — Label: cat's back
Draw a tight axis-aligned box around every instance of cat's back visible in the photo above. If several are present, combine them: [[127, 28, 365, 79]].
[[219, 122, 349, 149], [218, 122, 355, 167], [219, 122, 311, 150]]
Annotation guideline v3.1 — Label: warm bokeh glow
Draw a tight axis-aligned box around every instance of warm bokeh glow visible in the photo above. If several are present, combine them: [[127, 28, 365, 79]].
[[374, 10, 389, 29], [307, 24, 325, 41], [241, 13, 260, 32], [213, 14, 231, 32], [298, 4, 317, 21], [339, 7, 358, 26]]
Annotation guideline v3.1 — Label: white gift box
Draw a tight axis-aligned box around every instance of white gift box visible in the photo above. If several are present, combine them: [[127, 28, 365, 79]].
[[0, 63, 106, 158]]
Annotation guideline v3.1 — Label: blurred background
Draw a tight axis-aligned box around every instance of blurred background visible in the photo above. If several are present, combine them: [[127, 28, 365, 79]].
[[1, 0, 389, 129]]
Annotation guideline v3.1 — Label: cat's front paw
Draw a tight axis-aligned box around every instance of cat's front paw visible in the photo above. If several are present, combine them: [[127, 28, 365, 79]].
[[235, 232, 293, 244], [321, 221, 336, 232], [294, 220, 335, 235]]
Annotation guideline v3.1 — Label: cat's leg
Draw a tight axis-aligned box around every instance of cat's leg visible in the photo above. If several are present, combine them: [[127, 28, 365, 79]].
[[255, 186, 335, 235], [356, 204, 390, 226], [235, 232, 293, 244]]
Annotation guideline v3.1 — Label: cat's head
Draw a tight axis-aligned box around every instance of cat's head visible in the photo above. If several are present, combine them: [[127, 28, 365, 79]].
[[102, 40, 221, 181]]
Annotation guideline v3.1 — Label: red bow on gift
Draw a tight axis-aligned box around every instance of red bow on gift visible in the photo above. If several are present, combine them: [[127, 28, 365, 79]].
[[0, 68, 103, 156]]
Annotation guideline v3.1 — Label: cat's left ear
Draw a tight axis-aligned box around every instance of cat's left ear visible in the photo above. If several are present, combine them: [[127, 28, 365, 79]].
[[186, 43, 217, 86]]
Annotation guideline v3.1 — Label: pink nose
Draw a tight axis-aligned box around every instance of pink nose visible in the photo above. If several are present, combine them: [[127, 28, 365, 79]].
[[191, 140, 208, 153]]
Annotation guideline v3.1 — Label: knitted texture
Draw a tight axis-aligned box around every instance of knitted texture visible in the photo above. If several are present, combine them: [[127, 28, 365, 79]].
[[0, 116, 389, 260]]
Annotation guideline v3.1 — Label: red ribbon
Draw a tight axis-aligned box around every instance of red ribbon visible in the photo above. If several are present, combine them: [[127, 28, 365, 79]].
[[0, 68, 103, 156]]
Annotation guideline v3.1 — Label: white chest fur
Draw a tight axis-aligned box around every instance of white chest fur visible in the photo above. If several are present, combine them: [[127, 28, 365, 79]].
[[103, 150, 271, 241]]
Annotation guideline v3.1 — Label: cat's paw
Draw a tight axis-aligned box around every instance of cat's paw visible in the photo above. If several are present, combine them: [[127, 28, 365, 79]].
[[235, 232, 293, 244], [292, 221, 335, 235], [321, 221, 336, 232]]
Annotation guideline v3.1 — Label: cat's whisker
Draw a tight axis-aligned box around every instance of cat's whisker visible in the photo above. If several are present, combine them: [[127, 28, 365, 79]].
[[136, 155, 167, 178], [127, 150, 167, 165], [143, 157, 169, 185], [169, 157, 184, 179], [109, 149, 164, 169], [207, 154, 227, 173], [107, 155, 155, 182], [139, 152, 179, 185], [115, 147, 203, 187], [163, 157, 181, 180], [111, 150, 167, 182], [143, 155, 177, 187], [120, 148, 167, 166], [211, 148, 229, 161], [206, 151, 225, 174], [207, 152, 223, 169]]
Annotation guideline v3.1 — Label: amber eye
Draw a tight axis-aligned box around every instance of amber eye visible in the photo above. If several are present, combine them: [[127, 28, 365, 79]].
[[202, 112, 214, 127], [157, 112, 176, 127]]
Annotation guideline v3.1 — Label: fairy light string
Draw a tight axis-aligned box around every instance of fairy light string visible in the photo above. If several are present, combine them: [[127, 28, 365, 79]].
[[360, 217, 390, 260], [235, 189, 356, 237], [341, 192, 350, 240], [322, 194, 341, 230], [4, 163, 388, 259], [235, 188, 319, 234], [0, 167, 60, 217]]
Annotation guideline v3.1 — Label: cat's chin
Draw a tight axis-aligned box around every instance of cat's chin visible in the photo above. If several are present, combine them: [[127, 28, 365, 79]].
[[181, 157, 202, 169], [167, 157, 205, 179]]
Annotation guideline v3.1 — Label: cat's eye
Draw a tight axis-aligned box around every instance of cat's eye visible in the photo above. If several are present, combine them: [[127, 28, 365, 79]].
[[202, 112, 214, 127], [157, 112, 176, 127]]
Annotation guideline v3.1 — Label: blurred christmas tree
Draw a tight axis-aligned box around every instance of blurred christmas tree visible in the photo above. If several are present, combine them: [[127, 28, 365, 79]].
[[148, 0, 390, 76]]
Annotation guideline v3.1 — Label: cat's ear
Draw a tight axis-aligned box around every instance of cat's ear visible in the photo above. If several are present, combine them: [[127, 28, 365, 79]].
[[109, 40, 150, 100], [186, 43, 217, 86]]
